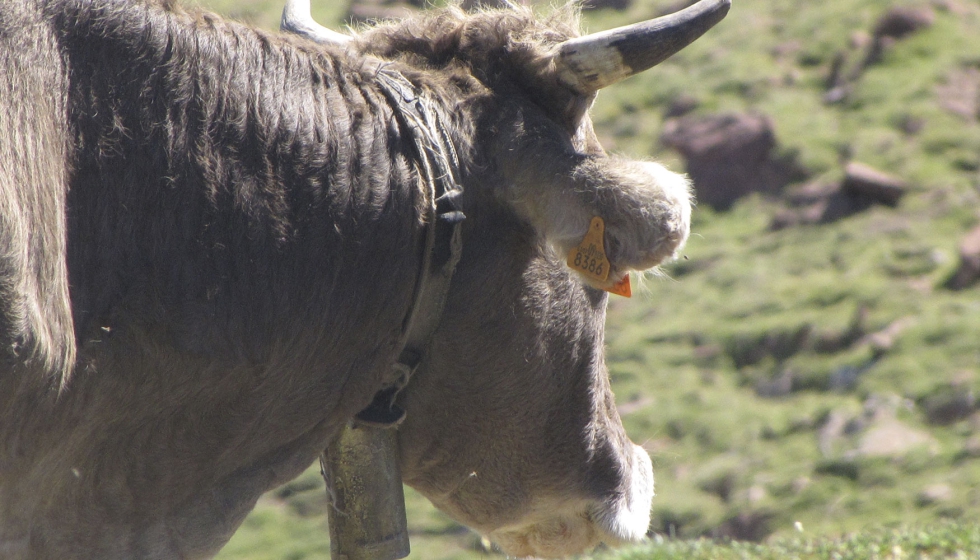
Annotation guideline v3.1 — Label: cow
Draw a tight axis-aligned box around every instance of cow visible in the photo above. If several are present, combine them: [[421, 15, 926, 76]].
[[0, 0, 728, 557]]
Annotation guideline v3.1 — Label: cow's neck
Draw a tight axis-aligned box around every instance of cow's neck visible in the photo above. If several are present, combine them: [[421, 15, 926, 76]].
[[57, 0, 431, 348], [351, 66, 466, 428], [3, 3, 451, 557]]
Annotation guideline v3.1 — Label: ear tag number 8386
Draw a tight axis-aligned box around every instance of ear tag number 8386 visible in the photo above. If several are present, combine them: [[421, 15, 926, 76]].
[[567, 217, 631, 298]]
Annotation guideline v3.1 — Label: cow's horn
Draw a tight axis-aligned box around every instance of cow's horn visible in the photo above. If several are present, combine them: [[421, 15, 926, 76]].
[[281, 0, 351, 45], [555, 0, 730, 93]]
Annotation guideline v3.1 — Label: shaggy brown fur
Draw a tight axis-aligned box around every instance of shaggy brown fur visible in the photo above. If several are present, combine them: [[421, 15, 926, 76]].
[[0, 0, 74, 391], [0, 0, 692, 557]]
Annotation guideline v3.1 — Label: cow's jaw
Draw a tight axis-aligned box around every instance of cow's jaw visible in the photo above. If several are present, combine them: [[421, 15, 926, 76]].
[[486, 444, 654, 558], [488, 510, 601, 559]]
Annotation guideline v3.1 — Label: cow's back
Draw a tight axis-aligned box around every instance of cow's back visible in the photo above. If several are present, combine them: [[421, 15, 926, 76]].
[[0, 1, 428, 557], [0, 0, 76, 555], [0, 0, 74, 387]]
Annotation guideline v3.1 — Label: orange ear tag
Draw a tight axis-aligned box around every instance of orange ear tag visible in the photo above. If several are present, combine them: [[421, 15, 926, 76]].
[[566, 217, 632, 298], [607, 274, 632, 297]]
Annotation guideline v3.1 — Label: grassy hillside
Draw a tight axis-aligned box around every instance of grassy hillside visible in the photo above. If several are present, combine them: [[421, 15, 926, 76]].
[[593, 0, 980, 546], [601, 521, 980, 559], [187, 0, 980, 557]]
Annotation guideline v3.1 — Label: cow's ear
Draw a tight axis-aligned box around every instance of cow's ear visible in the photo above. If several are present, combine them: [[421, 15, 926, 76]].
[[551, 157, 691, 283], [499, 131, 692, 288]]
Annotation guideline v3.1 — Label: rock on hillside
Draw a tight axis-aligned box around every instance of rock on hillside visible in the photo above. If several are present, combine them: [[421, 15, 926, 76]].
[[825, 4, 935, 103], [660, 112, 808, 210], [772, 162, 908, 229], [945, 225, 980, 290]]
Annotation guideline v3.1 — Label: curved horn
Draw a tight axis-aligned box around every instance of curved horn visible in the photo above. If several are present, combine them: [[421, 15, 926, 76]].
[[281, 0, 351, 45], [555, 0, 731, 93]]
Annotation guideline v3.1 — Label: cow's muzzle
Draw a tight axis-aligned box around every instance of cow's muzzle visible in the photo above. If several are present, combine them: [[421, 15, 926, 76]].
[[487, 443, 654, 558]]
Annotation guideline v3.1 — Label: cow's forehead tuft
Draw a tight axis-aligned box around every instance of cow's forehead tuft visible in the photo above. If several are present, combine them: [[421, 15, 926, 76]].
[[354, 5, 582, 68]]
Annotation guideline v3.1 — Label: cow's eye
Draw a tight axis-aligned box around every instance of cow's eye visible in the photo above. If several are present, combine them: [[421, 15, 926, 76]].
[[562, 94, 594, 134]]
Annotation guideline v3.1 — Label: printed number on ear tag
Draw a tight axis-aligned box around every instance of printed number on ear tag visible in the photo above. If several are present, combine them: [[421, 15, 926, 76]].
[[566, 217, 631, 298]]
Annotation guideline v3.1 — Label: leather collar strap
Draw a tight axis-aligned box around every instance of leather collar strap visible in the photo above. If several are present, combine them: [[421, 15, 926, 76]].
[[354, 67, 465, 428]]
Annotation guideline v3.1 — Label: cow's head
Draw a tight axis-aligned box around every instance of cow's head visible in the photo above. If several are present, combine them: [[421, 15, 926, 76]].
[[285, 1, 728, 556]]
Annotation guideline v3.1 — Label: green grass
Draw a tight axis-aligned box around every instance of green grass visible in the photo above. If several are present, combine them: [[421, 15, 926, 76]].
[[217, 465, 489, 560], [601, 521, 980, 559], [184, 0, 348, 31], [198, 0, 980, 556]]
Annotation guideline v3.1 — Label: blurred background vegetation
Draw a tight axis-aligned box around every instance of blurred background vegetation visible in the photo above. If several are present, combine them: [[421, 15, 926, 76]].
[[185, 0, 980, 557]]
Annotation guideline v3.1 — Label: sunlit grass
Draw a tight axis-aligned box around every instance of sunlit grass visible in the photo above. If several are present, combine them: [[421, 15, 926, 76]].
[[598, 522, 980, 559]]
